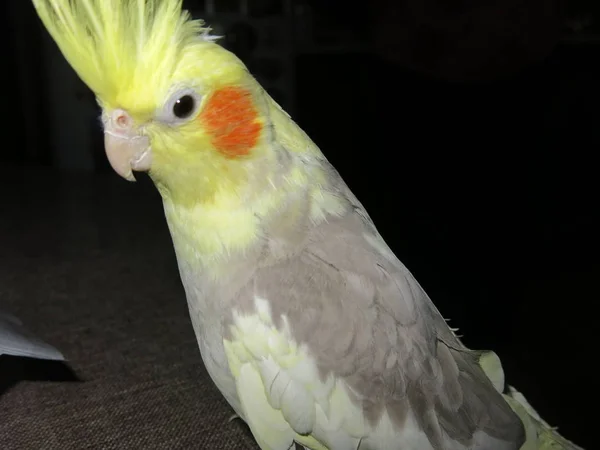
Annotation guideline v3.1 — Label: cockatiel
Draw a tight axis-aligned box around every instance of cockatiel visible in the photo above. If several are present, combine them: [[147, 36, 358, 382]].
[[31, 1, 583, 449]]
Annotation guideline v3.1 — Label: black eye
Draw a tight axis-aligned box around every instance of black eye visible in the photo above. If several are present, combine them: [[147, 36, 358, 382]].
[[173, 95, 195, 119]]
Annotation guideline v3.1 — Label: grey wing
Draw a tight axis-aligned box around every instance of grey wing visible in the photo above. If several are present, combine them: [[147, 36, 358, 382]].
[[0, 312, 64, 360], [252, 208, 525, 450]]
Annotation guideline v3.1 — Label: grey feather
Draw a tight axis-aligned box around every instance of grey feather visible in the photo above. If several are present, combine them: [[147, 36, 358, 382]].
[[0, 312, 64, 361], [216, 161, 526, 450]]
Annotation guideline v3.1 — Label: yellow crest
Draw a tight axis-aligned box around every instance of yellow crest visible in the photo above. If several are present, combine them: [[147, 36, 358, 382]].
[[32, 0, 215, 108]]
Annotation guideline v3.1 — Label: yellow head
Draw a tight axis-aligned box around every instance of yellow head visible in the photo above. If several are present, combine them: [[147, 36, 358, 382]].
[[32, 0, 278, 206]]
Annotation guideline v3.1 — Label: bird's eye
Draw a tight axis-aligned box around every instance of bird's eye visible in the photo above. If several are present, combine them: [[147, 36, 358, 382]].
[[173, 95, 195, 119], [158, 88, 202, 124]]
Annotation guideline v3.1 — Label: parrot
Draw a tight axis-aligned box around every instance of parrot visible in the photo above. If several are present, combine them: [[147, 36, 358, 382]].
[[31, 1, 584, 449], [0, 311, 64, 361]]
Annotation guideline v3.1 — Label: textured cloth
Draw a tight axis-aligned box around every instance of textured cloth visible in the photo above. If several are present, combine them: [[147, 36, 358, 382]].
[[0, 168, 257, 449]]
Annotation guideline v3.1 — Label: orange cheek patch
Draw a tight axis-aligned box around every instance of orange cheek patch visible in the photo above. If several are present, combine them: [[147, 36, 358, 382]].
[[200, 86, 263, 158]]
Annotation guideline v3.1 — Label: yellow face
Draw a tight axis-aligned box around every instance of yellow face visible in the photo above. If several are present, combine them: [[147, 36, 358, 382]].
[[103, 44, 270, 205], [32, 0, 270, 205]]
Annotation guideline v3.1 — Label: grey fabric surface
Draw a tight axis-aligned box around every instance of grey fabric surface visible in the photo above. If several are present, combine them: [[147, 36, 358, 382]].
[[0, 168, 257, 449]]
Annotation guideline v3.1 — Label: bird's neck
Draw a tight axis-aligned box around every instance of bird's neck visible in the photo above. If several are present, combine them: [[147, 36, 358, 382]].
[[159, 160, 349, 275], [157, 156, 308, 270], [158, 99, 350, 271]]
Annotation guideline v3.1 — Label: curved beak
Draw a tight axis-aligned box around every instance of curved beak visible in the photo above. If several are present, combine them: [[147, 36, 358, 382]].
[[103, 109, 152, 182]]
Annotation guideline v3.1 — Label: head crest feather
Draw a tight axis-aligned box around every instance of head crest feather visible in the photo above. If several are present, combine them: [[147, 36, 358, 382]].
[[32, 0, 216, 104]]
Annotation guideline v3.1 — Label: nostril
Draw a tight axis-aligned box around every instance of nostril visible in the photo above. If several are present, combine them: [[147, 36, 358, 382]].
[[116, 115, 129, 128], [112, 109, 131, 129]]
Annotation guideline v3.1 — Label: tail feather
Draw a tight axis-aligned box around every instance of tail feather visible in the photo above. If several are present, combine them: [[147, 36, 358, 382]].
[[503, 386, 584, 450], [478, 350, 584, 450]]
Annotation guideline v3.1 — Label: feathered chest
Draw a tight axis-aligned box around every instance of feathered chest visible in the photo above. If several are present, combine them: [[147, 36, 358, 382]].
[[175, 257, 248, 417]]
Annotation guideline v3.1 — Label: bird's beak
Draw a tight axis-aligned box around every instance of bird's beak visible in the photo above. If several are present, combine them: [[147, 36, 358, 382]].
[[103, 109, 152, 182]]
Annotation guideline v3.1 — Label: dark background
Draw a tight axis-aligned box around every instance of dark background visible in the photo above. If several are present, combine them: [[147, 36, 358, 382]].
[[1, 0, 597, 447]]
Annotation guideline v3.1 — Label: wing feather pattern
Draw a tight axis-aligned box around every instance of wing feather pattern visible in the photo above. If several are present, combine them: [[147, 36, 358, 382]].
[[224, 198, 525, 449]]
